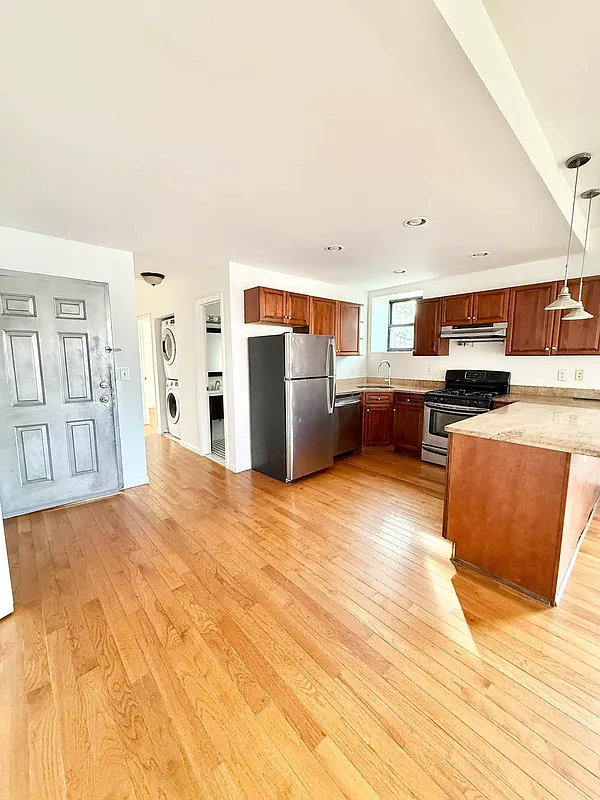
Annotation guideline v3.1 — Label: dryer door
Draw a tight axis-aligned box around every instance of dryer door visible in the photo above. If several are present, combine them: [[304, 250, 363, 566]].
[[162, 327, 176, 366]]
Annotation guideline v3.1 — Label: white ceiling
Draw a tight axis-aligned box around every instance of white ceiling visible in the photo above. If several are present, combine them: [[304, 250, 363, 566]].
[[0, 0, 594, 289], [484, 0, 600, 227]]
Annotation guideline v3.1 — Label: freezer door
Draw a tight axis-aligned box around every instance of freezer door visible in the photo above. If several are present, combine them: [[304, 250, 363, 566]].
[[285, 333, 335, 379], [286, 377, 334, 480]]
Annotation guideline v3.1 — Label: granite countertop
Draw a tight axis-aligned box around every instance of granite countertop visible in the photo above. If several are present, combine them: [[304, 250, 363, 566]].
[[447, 401, 600, 458], [335, 381, 434, 397], [494, 393, 600, 410]]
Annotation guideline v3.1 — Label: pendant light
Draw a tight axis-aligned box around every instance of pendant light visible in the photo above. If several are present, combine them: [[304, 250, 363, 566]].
[[545, 152, 592, 311], [562, 187, 599, 321]]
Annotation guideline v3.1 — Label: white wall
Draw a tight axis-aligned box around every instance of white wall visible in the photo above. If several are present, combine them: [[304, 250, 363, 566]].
[[0, 226, 148, 488], [0, 500, 13, 619], [369, 254, 600, 389], [134, 259, 231, 455], [228, 261, 368, 472]]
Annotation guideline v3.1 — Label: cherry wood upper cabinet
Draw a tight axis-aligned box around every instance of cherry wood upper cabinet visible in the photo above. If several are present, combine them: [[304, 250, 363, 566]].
[[244, 287, 310, 326], [505, 282, 558, 355], [442, 289, 509, 325], [309, 296, 337, 337], [553, 277, 600, 355], [286, 292, 310, 327], [336, 301, 361, 355], [413, 299, 449, 356], [472, 288, 510, 324], [441, 293, 473, 326], [244, 286, 287, 324]]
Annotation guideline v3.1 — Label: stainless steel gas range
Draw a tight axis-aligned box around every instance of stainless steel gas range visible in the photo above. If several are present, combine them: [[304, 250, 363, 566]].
[[421, 370, 511, 466]]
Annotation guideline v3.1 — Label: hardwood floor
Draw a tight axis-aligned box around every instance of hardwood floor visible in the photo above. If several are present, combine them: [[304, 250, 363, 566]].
[[2, 434, 600, 799]]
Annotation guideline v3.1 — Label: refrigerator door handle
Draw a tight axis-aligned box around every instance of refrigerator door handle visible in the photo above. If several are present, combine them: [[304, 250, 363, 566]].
[[326, 338, 336, 414]]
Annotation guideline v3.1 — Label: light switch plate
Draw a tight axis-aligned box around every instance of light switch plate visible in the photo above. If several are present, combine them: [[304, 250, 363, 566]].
[[575, 369, 584, 381], [557, 369, 567, 382], [119, 368, 130, 381]]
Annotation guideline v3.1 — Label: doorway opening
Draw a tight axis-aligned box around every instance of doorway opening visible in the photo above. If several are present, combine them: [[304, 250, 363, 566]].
[[195, 295, 227, 466], [137, 314, 157, 435]]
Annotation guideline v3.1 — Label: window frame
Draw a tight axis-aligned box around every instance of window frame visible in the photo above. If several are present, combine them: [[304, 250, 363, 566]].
[[387, 297, 418, 353]]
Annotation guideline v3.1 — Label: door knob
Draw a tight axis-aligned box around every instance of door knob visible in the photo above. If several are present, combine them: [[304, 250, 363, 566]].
[[99, 395, 110, 403], [99, 381, 108, 389]]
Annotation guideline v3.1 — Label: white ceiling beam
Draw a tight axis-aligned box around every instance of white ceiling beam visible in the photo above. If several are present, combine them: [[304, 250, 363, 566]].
[[432, 0, 587, 245]]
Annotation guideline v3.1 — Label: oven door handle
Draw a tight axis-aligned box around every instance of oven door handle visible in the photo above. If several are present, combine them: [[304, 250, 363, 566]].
[[425, 402, 489, 414]]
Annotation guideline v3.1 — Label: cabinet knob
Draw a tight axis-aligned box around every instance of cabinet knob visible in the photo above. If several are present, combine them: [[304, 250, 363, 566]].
[[545, 347, 550, 351], [366, 408, 370, 412], [406, 398, 411, 402], [393, 408, 396, 412], [468, 316, 472, 320], [377, 396, 381, 400], [552, 346, 557, 351]]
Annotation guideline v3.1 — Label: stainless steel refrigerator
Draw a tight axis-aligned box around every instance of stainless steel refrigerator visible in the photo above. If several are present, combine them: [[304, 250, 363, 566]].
[[248, 332, 336, 482]]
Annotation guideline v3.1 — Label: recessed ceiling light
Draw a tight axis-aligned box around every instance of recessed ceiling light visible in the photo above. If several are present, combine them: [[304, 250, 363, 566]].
[[324, 244, 344, 252], [403, 216, 429, 228], [469, 251, 490, 258], [393, 270, 406, 274]]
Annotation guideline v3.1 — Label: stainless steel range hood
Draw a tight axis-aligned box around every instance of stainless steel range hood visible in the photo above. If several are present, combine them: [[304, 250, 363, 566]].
[[440, 322, 508, 342]]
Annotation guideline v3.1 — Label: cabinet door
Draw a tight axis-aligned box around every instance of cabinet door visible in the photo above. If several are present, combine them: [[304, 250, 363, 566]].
[[286, 292, 310, 327], [441, 293, 473, 326], [392, 403, 423, 454], [472, 288, 509, 324], [506, 282, 558, 355], [553, 277, 600, 355], [260, 287, 286, 323], [362, 406, 392, 446], [413, 299, 449, 356], [336, 301, 361, 355], [310, 297, 337, 337]]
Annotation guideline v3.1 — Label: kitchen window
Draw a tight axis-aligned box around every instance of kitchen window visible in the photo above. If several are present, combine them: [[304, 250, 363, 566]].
[[388, 297, 418, 352]]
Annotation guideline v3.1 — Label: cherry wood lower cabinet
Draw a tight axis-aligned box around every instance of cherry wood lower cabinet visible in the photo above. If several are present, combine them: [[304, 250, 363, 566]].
[[392, 392, 424, 456], [362, 392, 393, 446], [414, 299, 449, 356]]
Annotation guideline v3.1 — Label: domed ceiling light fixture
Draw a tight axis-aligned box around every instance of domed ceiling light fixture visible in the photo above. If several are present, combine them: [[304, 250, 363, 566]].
[[545, 152, 591, 311], [141, 272, 165, 286], [562, 187, 599, 321]]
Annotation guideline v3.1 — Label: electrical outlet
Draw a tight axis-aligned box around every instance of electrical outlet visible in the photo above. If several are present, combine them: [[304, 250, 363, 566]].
[[119, 368, 130, 381], [557, 369, 567, 382], [427, 364, 432, 374], [575, 369, 584, 381]]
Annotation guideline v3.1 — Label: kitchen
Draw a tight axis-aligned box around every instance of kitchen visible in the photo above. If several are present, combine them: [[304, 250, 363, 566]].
[[245, 262, 600, 607]]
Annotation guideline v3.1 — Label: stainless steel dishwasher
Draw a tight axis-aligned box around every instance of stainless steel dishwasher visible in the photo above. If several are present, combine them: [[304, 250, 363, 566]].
[[333, 393, 362, 457]]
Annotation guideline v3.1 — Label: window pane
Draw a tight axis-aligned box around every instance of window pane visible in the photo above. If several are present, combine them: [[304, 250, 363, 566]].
[[391, 299, 417, 325], [389, 325, 414, 351]]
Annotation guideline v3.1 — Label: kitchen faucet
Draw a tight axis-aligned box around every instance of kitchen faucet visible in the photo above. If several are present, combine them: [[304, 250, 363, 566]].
[[377, 359, 392, 387]]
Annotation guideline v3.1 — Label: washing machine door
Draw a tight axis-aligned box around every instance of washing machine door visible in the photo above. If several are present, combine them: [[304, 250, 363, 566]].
[[166, 389, 180, 424], [162, 327, 176, 367]]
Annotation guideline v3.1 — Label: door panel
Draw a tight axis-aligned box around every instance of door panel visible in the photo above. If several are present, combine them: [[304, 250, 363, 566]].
[[506, 282, 557, 355], [553, 278, 600, 354], [413, 299, 449, 356], [336, 302, 361, 355], [286, 293, 310, 327], [59, 333, 92, 402], [310, 297, 337, 337], [441, 293, 473, 326], [286, 377, 334, 480], [15, 424, 53, 484], [286, 333, 332, 378], [4, 330, 46, 405], [472, 289, 509, 323], [0, 270, 121, 517]]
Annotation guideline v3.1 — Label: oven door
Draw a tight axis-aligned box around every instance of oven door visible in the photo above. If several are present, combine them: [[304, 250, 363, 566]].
[[423, 403, 488, 449]]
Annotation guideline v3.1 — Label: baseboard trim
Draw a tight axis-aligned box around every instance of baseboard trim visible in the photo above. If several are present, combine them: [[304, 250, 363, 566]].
[[181, 440, 203, 456]]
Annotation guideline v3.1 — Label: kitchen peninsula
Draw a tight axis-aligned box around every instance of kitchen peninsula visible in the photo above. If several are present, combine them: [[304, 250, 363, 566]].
[[444, 402, 600, 605]]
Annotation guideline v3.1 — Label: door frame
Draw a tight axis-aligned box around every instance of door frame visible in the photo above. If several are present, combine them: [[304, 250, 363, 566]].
[[137, 313, 156, 426], [0, 268, 124, 515], [194, 294, 229, 462]]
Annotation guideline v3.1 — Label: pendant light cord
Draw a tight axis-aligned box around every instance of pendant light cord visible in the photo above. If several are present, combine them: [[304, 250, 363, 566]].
[[577, 193, 593, 302], [563, 164, 581, 288]]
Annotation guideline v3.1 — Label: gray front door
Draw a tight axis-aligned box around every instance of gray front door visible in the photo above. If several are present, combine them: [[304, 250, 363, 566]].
[[0, 270, 122, 518]]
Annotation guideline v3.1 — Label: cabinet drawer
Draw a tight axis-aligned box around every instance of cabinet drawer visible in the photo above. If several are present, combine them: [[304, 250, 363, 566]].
[[394, 392, 424, 406], [363, 392, 393, 406]]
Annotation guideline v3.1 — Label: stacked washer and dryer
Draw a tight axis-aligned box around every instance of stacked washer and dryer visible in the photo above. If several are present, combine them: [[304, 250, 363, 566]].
[[161, 317, 181, 439]]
